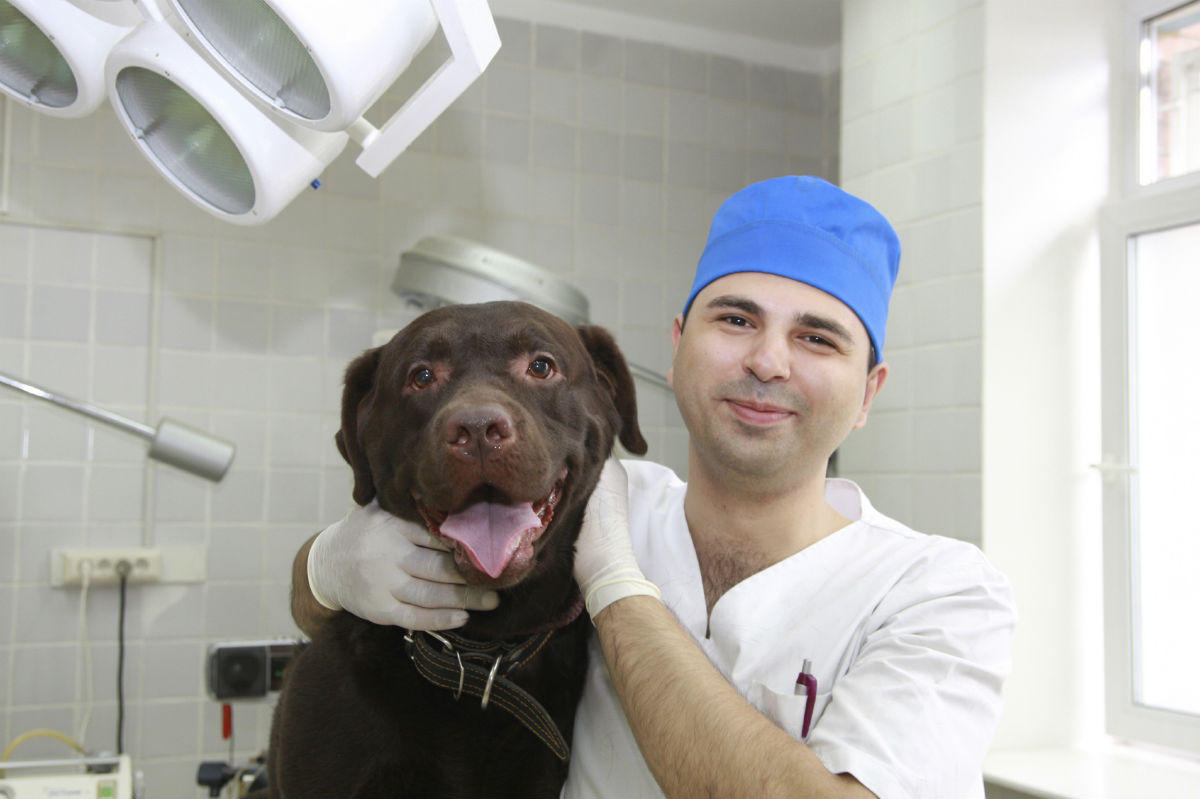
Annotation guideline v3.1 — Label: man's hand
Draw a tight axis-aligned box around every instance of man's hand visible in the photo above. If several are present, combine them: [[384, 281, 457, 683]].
[[574, 459, 661, 618], [305, 500, 499, 630]]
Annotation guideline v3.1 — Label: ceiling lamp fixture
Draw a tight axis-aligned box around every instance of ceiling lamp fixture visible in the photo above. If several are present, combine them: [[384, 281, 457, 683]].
[[106, 17, 348, 222], [1, 0, 500, 224], [0, 0, 138, 117]]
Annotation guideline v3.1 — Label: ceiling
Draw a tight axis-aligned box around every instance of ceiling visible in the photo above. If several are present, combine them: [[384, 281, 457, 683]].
[[491, 0, 844, 71], [555, 0, 843, 50]]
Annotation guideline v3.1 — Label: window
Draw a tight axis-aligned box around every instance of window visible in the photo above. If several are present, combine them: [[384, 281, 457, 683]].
[[1101, 0, 1200, 756], [1140, 0, 1200, 183], [1125, 222, 1200, 719]]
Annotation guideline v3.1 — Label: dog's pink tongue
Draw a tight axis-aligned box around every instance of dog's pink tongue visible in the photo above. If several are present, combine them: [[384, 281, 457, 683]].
[[439, 501, 541, 578]]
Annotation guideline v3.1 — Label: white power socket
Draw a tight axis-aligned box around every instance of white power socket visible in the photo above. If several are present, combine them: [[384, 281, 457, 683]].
[[53, 548, 163, 586]]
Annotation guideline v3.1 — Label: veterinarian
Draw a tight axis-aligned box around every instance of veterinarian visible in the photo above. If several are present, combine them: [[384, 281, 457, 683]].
[[292, 176, 1016, 799]]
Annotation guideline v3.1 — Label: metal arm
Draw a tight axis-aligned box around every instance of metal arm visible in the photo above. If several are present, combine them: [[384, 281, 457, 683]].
[[0, 370, 235, 482]]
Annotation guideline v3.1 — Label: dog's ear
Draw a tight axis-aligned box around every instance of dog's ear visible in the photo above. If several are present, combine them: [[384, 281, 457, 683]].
[[576, 325, 648, 456], [336, 347, 382, 505]]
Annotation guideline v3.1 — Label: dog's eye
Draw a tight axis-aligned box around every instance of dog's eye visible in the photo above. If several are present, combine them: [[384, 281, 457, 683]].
[[528, 358, 555, 379], [409, 367, 436, 389]]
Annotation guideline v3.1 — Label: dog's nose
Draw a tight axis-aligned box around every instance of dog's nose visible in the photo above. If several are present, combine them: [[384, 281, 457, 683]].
[[445, 404, 515, 456]]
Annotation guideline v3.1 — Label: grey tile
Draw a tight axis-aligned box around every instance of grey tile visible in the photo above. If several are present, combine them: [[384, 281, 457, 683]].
[[485, 63, 531, 116], [437, 108, 484, 158], [532, 121, 577, 170], [581, 31, 622, 78], [622, 135, 664, 182], [625, 40, 667, 86], [95, 290, 149, 346], [578, 175, 620, 227], [495, 17, 532, 65], [667, 141, 709, 188], [668, 47, 708, 93], [578, 77, 623, 131], [532, 71, 577, 124], [666, 92, 708, 143], [0, 282, 26, 338], [535, 24, 580, 71], [624, 85, 666, 137], [216, 300, 271, 352], [578, 129, 621, 175], [749, 64, 792, 107], [708, 147, 746, 193], [484, 115, 530, 165], [30, 285, 89, 342], [710, 55, 747, 100], [788, 70, 826, 114]]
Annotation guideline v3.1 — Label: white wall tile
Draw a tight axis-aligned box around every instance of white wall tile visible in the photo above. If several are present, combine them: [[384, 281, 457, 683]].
[[95, 291, 150, 347], [0, 282, 27, 338], [0, 223, 31, 281], [22, 464, 85, 521], [87, 466, 145, 523], [11, 645, 76, 704]]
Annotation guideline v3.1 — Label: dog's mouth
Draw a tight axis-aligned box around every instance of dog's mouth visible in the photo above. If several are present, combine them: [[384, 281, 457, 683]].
[[414, 472, 566, 581]]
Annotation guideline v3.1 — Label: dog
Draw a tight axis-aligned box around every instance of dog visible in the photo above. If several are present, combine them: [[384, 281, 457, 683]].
[[268, 301, 646, 798]]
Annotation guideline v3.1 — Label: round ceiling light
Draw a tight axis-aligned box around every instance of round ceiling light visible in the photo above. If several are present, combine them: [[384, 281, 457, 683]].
[[114, 66, 255, 215], [167, 0, 438, 131], [0, 0, 135, 117], [106, 20, 348, 224], [0, 1, 77, 108]]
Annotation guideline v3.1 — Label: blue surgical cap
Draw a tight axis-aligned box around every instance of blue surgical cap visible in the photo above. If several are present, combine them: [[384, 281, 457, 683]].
[[683, 176, 901, 358]]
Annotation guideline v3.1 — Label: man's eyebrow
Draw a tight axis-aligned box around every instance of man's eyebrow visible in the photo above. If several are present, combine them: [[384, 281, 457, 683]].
[[704, 295, 762, 316], [795, 312, 855, 343]]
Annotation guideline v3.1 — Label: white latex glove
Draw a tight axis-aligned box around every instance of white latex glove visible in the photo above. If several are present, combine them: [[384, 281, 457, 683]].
[[574, 458, 661, 619], [308, 500, 499, 630]]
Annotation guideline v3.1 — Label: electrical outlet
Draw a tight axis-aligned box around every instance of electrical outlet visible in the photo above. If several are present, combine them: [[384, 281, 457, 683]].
[[53, 547, 163, 586]]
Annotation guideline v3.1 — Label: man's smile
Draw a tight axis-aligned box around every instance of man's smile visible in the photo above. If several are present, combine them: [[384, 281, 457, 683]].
[[724, 398, 796, 425]]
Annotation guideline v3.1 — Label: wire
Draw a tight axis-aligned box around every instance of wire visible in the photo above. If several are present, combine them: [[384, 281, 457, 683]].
[[116, 563, 130, 755], [0, 729, 86, 777], [75, 561, 94, 745]]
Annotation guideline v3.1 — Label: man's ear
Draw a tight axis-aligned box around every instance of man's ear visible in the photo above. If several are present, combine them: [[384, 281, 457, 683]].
[[665, 314, 685, 389], [852, 361, 889, 430], [575, 325, 648, 456], [335, 347, 382, 505]]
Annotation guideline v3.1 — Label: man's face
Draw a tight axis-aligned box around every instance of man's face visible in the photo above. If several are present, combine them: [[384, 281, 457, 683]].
[[668, 272, 888, 490]]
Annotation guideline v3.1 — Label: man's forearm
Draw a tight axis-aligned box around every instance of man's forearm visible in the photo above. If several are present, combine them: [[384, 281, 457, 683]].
[[291, 534, 337, 637], [592, 595, 875, 799]]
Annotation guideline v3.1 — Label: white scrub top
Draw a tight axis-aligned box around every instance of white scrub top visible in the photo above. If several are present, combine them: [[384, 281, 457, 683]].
[[563, 460, 1016, 799]]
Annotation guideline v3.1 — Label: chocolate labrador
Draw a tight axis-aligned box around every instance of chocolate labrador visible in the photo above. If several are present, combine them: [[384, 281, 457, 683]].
[[268, 301, 646, 798]]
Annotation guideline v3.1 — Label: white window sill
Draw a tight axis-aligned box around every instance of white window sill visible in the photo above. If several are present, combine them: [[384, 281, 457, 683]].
[[984, 743, 1200, 799]]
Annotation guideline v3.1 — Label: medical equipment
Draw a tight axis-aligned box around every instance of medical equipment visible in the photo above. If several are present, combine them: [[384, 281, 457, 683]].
[[0, 369, 235, 482]]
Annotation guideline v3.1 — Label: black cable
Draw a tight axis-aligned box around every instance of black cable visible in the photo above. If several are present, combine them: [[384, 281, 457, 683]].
[[116, 563, 130, 755]]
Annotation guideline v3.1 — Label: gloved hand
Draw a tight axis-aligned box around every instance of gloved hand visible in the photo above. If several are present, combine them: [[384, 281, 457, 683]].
[[574, 458, 661, 619], [308, 500, 499, 629]]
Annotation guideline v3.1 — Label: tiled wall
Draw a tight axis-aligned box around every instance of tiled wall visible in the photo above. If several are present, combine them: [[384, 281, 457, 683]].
[[836, 0, 985, 544], [0, 18, 837, 794]]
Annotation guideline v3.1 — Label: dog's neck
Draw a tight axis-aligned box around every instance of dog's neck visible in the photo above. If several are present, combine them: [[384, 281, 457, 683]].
[[460, 550, 583, 640]]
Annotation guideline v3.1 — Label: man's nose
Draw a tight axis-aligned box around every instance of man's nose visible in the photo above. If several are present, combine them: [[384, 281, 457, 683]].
[[743, 333, 790, 382]]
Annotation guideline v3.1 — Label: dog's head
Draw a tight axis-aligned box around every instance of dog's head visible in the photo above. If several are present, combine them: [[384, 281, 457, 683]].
[[335, 301, 646, 590]]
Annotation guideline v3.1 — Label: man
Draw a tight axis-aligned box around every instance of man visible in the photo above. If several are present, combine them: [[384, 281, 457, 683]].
[[293, 176, 1016, 799]]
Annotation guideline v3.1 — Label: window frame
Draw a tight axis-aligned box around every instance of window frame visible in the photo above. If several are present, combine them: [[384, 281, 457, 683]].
[[1101, 1, 1200, 756]]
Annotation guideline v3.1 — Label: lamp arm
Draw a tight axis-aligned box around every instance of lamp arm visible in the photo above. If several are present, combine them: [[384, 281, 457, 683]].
[[0, 370, 235, 482], [0, 370, 155, 439], [355, 0, 500, 175]]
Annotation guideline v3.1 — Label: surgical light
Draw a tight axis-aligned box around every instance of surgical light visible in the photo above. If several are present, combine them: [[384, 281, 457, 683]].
[[106, 19, 348, 223], [0, 0, 137, 117], [168, 0, 440, 132], [1, 0, 500, 224]]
